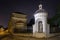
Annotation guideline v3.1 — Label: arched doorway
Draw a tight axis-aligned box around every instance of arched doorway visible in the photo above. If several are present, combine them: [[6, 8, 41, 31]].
[[38, 21, 43, 33]]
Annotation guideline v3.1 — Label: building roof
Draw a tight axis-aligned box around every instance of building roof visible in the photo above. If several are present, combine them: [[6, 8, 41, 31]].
[[34, 4, 47, 14], [13, 12, 26, 15], [11, 12, 27, 18]]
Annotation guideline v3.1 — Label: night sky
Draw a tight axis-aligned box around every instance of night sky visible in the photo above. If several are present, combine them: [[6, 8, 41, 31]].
[[0, 0, 59, 28]]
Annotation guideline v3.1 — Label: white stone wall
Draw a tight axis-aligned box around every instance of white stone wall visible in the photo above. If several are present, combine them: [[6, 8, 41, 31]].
[[33, 13, 47, 33]]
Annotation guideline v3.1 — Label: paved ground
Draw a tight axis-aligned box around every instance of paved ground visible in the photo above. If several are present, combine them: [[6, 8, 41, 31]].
[[1, 35, 60, 40]]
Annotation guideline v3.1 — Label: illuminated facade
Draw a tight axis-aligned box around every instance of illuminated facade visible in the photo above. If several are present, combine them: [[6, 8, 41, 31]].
[[33, 4, 50, 37]]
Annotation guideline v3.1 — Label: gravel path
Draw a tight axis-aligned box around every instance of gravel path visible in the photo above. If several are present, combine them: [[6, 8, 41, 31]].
[[1, 35, 60, 40]]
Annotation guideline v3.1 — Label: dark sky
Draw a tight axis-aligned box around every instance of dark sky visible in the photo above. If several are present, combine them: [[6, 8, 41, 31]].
[[0, 0, 59, 28]]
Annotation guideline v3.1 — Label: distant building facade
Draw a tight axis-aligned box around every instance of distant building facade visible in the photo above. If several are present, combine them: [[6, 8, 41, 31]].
[[8, 12, 27, 35]]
